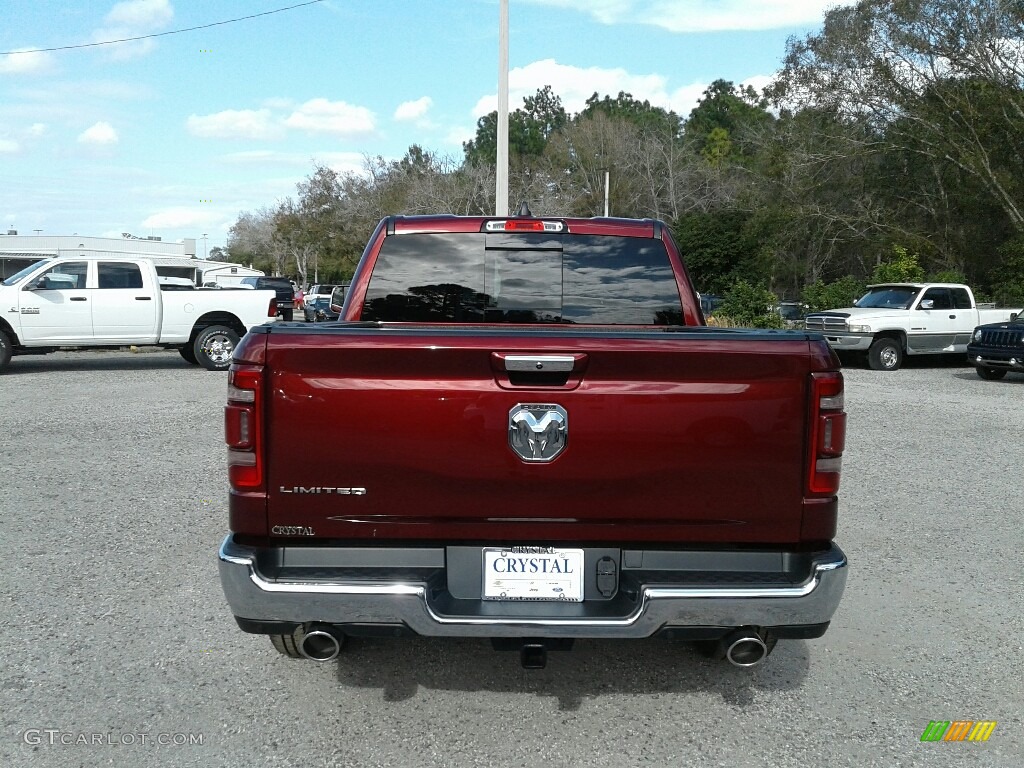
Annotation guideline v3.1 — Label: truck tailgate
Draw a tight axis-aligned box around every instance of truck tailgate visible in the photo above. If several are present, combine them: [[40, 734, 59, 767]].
[[261, 326, 816, 545]]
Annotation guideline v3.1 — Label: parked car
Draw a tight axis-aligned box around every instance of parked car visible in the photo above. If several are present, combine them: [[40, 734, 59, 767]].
[[157, 276, 196, 290], [0, 256, 278, 371], [302, 296, 340, 323], [240, 276, 296, 321], [218, 211, 849, 670], [774, 301, 807, 328], [967, 313, 1024, 380], [202, 281, 255, 289], [804, 282, 1023, 370], [329, 284, 348, 315], [698, 293, 724, 317], [306, 283, 339, 304]]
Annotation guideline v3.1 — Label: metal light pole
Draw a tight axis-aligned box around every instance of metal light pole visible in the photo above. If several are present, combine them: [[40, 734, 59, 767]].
[[496, 0, 509, 216], [202, 234, 208, 259], [604, 169, 610, 217]]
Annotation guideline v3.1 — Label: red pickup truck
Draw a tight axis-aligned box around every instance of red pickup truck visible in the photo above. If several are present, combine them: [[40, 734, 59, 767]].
[[218, 212, 848, 669]]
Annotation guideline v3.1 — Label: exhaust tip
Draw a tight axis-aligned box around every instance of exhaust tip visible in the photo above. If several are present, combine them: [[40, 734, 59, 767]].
[[724, 632, 768, 668], [299, 626, 343, 662]]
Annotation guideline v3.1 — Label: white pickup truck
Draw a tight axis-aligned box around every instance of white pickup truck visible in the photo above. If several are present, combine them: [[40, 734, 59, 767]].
[[0, 256, 278, 372], [804, 283, 1022, 370]]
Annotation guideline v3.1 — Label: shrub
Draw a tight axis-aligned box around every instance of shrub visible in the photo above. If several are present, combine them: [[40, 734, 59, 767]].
[[871, 245, 925, 283], [704, 315, 739, 327], [990, 237, 1024, 307], [716, 280, 786, 328], [929, 269, 967, 284], [801, 275, 865, 312]]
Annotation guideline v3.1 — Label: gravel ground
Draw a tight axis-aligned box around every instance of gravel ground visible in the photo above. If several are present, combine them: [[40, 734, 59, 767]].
[[1, 349, 1021, 768]]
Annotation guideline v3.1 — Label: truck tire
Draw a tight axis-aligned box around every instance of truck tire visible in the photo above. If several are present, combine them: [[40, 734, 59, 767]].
[[179, 345, 198, 365], [281, 309, 294, 321], [0, 331, 12, 371], [975, 366, 1007, 381], [193, 325, 239, 371], [867, 337, 902, 371]]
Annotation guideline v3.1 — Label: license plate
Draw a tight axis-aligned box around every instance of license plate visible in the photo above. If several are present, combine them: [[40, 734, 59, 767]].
[[482, 547, 584, 602]]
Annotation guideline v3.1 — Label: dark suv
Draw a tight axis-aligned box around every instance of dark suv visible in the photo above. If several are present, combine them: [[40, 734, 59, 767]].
[[967, 314, 1024, 380], [241, 277, 295, 320]]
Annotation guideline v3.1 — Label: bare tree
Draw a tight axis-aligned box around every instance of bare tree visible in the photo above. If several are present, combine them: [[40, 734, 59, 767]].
[[228, 206, 286, 274], [773, 0, 1024, 231]]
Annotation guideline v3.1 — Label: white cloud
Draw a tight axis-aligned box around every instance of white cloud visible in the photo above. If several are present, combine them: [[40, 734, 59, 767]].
[[188, 99, 378, 141], [78, 121, 119, 145], [316, 153, 368, 176], [104, 0, 173, 28], [262, 97, 294, 110], [0, 122, 50, 154], [667, 83, 714, 117], [186, 109, 283, 140], [473, 59, 677, 116], [522, 0, 855, 33], [740, 74, 775, 96], [444, 125, 476, 149], [93, 0, 174, 60], [220, 150, 366, 175], [141, 206, 223, 230], [0, 49, 54, 75], [221, 150, 301, 165], [284, 99, 376, 138], [394, 97, 433, 122]]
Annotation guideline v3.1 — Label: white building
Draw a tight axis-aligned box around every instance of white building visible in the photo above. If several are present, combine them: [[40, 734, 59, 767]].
[[0, 232, 262, 284]]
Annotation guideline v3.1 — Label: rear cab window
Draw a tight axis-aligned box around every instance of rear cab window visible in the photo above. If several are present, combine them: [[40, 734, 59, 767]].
[[361, 232, 683, 325], [98, 262, 144, 289]]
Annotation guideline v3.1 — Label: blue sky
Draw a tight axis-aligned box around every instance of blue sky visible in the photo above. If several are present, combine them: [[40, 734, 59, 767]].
[[1, 0, 852, 252]]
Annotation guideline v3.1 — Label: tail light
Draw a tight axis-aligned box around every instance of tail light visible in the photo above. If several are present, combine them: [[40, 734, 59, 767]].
[[267, 298, 277, 318], [225, 364, 264, 491], [807, 371, 846, 496]]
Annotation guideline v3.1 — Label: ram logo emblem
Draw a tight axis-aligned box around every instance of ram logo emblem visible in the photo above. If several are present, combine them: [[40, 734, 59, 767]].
[[508, 404, 567, 462]]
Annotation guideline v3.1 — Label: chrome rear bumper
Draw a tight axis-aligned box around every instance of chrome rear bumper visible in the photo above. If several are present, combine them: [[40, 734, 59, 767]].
[[219, 536, 848, 639]]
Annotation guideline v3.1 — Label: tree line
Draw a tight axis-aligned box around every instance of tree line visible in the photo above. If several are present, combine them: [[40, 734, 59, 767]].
[[226, 0, 1024, 315]]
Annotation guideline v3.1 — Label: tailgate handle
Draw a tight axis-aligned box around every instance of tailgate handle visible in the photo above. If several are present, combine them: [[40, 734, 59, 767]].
[[502, 355, 578, 372], [492, 353, 588, 389]]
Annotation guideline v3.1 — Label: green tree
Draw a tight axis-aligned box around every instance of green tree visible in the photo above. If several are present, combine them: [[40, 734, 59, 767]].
[[463, 86, 567, 167], [701, 127, 732, 167], [673, 211, 758, 295], [929, 269, 968, 284], [295, 163, 356, 283], [871, 245, 925, 283], [717, 280, 785, 328], [990, 236, 1024, 306], [686, 79, 773, 164], [801, 275, 866, 312], [578, 91, 682, 137], [772, 0, 1024, 234]]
